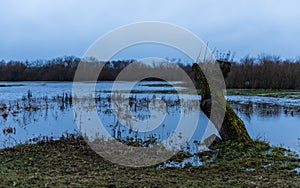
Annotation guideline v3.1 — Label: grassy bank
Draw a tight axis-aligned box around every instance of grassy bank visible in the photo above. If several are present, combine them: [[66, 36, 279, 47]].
[[226, 89, 300, 99], [0, 137, 299, 187], [97, 89, 300, 99]]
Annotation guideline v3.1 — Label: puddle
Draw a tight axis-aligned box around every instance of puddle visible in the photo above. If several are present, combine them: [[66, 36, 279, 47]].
[[157, 155, 203, 169], [293, 167, 300, 174]]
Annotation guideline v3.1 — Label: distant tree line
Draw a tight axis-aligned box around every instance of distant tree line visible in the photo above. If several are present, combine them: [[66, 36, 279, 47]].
[[0, 56, 191, 82], [0, 55, 299, 89], [226, 55, 300, 89], [0, 56, 80, 81], [0, 57, 135, 81]]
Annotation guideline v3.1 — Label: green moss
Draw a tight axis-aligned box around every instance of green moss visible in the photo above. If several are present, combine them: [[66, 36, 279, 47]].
[[169, 151, 192, 163], [218, 103, 252, 143]]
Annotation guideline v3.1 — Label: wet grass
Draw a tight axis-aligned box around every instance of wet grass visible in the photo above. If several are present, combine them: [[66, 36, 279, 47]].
[[141, 83, 174, 87], [226, 89, 300, 99], [140, 83, 185, 88], [96, 89, 201, 95], [97, 89, 181, 94], [98, 88, 300, 99], [0, 136, 299, 187]]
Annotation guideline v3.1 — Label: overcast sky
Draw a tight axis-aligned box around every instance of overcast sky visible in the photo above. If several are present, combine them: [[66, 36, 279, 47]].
[[1, 0, 300, 62]]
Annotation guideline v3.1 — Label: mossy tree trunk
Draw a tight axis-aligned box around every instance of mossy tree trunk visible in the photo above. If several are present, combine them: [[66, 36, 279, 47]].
[[192, 61, 252, 143]]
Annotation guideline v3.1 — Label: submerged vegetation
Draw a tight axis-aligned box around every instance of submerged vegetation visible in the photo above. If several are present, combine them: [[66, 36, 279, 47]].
[[0, 136, 299, 187]]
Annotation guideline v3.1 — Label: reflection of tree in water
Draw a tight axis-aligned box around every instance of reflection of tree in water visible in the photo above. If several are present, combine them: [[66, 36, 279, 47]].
[[256, 103, 281, 117], [228, 101, 299, 121], [229, 101, 253, 122]]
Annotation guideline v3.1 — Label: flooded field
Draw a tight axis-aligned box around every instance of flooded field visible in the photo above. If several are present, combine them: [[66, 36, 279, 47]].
[[0, 81, 299, 156]]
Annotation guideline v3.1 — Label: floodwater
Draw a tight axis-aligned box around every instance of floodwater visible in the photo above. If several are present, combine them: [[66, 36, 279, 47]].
[[0, 81, 299, 156]]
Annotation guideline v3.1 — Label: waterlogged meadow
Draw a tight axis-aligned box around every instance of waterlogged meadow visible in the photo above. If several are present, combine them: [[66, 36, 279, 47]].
[[0, 81, 300, 157]]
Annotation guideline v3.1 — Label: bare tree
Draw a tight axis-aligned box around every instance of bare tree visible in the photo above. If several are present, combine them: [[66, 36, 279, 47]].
[[192, 60, 252, 143]]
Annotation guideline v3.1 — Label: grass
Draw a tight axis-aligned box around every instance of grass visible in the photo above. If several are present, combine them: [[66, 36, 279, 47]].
[[141, 83, 174, 87], [97, 89, 196, 94], [97, 89, 179, 94], [226, 89, 300, 99], [97, 88, 300, 99], [0, 136, 299, 187]]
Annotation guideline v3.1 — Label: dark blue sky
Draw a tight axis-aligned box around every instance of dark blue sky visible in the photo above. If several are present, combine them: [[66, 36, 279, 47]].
[[1, 0, 300, 61]]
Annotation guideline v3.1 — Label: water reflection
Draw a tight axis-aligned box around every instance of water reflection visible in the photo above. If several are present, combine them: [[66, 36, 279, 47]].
[[229, 101, 300, 155], [0, 82, 299, 156]]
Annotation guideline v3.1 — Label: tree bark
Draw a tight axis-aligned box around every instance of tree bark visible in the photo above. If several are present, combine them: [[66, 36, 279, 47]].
[[192, 60, 252, 143]]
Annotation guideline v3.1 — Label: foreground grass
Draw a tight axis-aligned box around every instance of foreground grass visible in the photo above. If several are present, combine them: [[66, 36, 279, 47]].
[[0, 137, 299, 187]]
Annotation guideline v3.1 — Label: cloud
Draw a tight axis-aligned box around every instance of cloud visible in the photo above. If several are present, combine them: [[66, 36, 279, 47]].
[[0, 0, 300, 60]]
